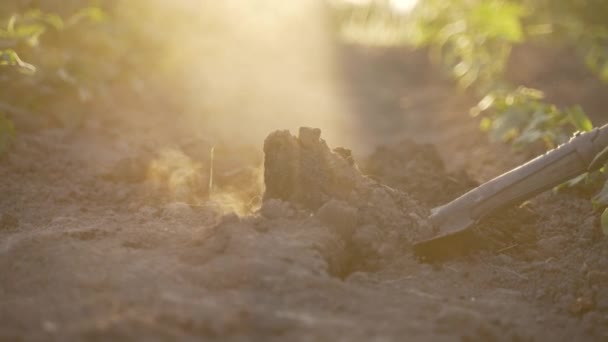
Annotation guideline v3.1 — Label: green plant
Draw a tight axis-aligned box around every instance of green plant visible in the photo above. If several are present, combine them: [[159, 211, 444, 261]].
[[474, 87, 592, 149], [0, 6, 107, 154], [0, 49, 35, 73], [0, 1, 227, 155], [332, 0, 597, 147], [332, 0, 608, 221]]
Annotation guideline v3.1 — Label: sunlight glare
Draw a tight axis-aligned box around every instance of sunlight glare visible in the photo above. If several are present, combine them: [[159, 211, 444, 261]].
[[389, 0, 419, 14]]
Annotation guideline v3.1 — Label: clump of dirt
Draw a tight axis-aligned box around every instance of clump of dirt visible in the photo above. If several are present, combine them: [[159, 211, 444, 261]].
[[362, 139, 477, 206], [263, 127, 434, 274], [263, 127, 359, 210]]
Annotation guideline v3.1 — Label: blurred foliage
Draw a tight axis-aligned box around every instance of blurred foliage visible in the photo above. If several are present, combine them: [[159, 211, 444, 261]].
[[474, 87, 592, 150], [0, 3, 105, 153], [0, 2, 164, 110], [332, 0, 608, 146], [333, 0, 608, 213], [0, 6, 105, 101], [1, 49, 35, 74], [0, 0, 203, 154], [333, 0, 524, 89]]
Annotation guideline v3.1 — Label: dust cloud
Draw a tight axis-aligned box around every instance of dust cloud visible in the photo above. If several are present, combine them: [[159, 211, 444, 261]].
[[171, 0, 355, 148]]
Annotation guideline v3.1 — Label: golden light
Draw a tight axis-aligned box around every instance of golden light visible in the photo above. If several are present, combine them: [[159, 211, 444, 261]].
[[114, 0, 364, 211], [389, 0, 420, 14], [128, 0, 354, 148]]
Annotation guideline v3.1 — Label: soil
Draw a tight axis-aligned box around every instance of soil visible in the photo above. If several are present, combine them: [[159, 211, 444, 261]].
[[2, 41, 608, 341]]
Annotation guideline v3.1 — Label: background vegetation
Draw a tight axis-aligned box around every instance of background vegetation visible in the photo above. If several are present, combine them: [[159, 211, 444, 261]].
[[332, 0, 608, 226], [333, 0, 607, 145], [0, 0, 199, 152]]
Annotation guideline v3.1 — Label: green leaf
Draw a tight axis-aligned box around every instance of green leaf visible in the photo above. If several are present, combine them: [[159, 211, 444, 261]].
[[42, 13, 64, 30], [479, 117, 492, 131], [68, 7, 106, 26], [21, 10, 63, 30], [567, 106, 592, 132], [513, 128, 544, 147], [0, 49, 36, 74], [469, 1, 525, 42], [0, 113, 15, 155], [601, 208, 608, 236], [489, 108, 527, 142], [0, 49, 17, 64], [14, 24, 46, 46], [518, 87, 544, 100]]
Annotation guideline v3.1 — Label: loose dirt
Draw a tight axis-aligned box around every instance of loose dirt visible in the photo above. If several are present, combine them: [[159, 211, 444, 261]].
[[1, 44, 608, 341]]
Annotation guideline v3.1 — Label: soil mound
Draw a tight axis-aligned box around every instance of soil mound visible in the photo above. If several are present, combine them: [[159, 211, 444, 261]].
[[362, 139, 477, 206], [262, 127, 436, 273]]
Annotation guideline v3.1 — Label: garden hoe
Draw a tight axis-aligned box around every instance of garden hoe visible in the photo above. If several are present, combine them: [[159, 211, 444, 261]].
[[414, 123, 608, 260]]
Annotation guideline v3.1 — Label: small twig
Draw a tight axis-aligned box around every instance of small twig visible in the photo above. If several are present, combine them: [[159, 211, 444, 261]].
[[208, 146, 215, 198], [497, 244, 518, 253], [445, 265, 459, 273]]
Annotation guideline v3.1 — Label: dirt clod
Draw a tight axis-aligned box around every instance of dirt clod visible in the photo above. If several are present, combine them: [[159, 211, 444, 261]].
[[363, 139, 476, 206], [263, 127, 433, 255], [263, 127, 363, 210]]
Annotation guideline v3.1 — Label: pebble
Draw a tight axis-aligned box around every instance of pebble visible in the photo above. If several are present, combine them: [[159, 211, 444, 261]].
[[569, 296, 595, 315]]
